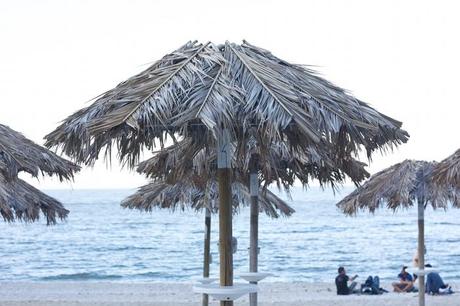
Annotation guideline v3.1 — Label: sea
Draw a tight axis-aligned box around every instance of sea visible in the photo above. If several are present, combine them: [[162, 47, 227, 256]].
[[1, 187, 459, 283]]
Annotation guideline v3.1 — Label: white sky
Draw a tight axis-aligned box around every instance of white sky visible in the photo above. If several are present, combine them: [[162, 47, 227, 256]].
[[0, 0, 459, 189]]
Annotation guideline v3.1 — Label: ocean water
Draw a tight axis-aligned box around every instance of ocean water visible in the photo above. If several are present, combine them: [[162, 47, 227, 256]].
[[0, 187, 459, 283]]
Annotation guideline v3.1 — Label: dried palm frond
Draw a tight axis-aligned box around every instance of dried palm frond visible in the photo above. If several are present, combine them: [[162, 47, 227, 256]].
[[432, 149, 460, 188], [45, 40, 408, 171], [337, 160, 460, 215], [136, 136, 369, 193], [0, 124, 80, 181], [0, 173, 69, 224], [121, 179, 294, 219]]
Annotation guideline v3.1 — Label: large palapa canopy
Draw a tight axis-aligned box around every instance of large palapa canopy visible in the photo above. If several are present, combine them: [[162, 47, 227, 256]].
[[45, 40, 408, 168]]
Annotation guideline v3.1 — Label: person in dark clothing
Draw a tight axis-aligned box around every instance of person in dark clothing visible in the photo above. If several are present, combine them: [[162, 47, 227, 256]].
[[335, 266, 358, 295], [424, 264, 453, 295], [392, 266, 416, 292]]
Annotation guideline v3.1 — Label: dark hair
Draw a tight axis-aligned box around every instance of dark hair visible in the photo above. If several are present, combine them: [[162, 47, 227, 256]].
[[425, 264, 432, 268], [338, 266, 345, 274]]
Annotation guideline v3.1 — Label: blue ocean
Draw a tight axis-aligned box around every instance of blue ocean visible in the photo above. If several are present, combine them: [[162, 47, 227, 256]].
[[1, 187, 459, 282]]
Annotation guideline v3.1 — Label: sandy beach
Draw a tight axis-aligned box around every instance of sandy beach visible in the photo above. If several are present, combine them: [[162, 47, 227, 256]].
[[0, 282, 457, 306]]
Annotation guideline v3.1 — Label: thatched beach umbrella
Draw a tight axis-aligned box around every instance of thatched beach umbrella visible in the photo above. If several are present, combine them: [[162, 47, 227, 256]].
[[45, 40, 408, 305], [0, 124, 79, 224], [121, 180, 294, 218], [337, 159, 459, 306], [134, 138, 368, 306], [122, 178, 294, 306], [432, 149, 460, 188]]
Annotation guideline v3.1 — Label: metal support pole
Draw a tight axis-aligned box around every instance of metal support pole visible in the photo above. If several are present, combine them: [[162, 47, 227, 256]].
[[217, 129, 233, 306], [249, 167, 259, 306], [418, 201, 425, 306], [202, 208, 211, 306]]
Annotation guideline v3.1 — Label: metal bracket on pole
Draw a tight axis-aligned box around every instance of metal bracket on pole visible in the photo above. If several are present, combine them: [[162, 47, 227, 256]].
[[418, 201, 424, 221], [217, 129, 231, 169], [250, 173, 258, 197]]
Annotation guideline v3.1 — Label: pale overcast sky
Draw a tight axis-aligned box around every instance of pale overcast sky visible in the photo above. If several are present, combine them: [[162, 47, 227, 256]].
[[0, 0, 458, 189]]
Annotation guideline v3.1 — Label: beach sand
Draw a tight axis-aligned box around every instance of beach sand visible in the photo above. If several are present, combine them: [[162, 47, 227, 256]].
[[0, 282, 457, 306]]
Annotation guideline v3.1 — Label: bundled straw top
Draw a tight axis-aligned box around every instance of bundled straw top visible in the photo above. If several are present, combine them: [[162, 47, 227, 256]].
[[45, 40, 408, 173]]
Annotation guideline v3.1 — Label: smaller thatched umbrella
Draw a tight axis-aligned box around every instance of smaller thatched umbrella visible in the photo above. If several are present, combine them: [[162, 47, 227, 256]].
[[121, 179, 294, 306], [432, 149, 460, 188], [121, 180, 293, 218], [135, 136, 368, 306], [337, 159, 459, 306], [0, 124, 79, 224]]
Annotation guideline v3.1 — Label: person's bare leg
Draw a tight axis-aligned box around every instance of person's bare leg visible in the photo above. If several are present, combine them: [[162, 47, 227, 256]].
[[393, 283, 403, 293], [402, 282, 413, 292]]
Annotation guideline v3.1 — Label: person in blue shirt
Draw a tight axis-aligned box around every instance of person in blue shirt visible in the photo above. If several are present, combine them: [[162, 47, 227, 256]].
[[392, 266, 416, 292]]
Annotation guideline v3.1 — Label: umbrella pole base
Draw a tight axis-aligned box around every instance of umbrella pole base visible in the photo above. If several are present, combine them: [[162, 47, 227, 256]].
[[217, 130, 233, 306], [218, 167, 233, 306], [418, 201, 425, 306], [202, 294, 208, 306], [249, 283, 257, 306]]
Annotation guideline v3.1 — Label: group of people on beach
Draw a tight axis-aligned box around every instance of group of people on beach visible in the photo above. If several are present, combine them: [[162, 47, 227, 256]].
[[335, 250, 454, 296], [335, 265, 453, 296], [392, 265, 453, 295]]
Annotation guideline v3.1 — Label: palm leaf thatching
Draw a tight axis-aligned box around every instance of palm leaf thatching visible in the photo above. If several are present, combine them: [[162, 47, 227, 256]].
[[1, 124, 79, 181], [0, 124, 79, 224], [122, 179, 294, 218], [337, 160, 460, 215], [432, 149, 460, 188], [0, 172, 69, 224], [45, 40, 408, 170], [136, 136, 370, 193]]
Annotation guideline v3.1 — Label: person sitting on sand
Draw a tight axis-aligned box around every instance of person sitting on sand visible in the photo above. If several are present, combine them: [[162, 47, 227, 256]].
[[392, 266, 416, 293], [425, 264, 453, 295], [335, 266, 358, 295]]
